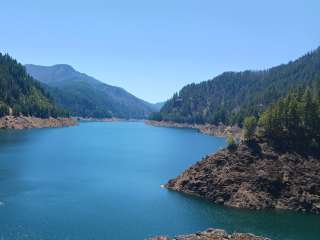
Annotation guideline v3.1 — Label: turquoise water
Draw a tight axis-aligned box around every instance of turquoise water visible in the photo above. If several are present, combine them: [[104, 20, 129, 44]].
[[0, 122, 319, 240]]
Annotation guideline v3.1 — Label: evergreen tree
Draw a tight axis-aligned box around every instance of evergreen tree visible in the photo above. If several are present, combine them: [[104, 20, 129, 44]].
[[243, 116, 257, 141], [259, 88, 320, 153], [0, 53, 69, 118], [156, 47, 320, 126]]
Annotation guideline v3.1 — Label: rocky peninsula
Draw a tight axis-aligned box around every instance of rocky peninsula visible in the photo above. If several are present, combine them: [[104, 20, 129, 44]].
[[150, 228, 270, 240], [0, 116, 77, 129], [165, 140, 320, 214], [145, 120, 242, 139]]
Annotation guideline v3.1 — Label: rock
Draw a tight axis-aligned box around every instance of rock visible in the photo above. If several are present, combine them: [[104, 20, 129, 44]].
[[0, 116, 77, 129], [165, 140, 320, 214], [149, 228, 270, 240]]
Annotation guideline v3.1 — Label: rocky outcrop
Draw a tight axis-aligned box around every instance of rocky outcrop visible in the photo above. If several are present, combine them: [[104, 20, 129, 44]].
[[145, 120, 242, 139], [166, 141, 320, 214], [149, 228, 270, 240], [0, 116, 77, 129]]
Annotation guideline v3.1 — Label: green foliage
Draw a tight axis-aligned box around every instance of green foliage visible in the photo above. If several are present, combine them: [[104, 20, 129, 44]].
[[243, 116, 257, 141], [0, 53, 69, 118], [0, 102, 9, 117], [149, 112, 163, 121], [226, 133, 236, 149], [157, 48, 320, 125], [259, 88, 320, 152]]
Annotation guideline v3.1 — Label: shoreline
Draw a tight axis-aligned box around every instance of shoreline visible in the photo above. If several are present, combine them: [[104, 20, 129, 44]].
[[0, 116, 77, 130], [76, 117, 145, 123], [76, 117, 121, 122], [145, 120, 242, 139]]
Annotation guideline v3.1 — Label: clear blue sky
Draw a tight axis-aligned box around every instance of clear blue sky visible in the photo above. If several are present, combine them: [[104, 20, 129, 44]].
[[1, 0, 319, 103]]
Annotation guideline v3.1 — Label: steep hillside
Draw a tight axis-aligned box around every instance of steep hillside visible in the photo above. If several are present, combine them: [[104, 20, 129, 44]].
[[26, 64, 157, 119], [155, 47, 320, 125], [0, 53, 68, 118]]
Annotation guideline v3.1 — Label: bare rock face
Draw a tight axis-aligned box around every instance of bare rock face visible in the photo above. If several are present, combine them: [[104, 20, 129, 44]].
[[149, 228, 270, 240], [166, 141, 320, 214], [0, 116, 77, 129]]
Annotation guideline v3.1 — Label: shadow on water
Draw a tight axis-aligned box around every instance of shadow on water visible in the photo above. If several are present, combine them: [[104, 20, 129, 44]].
[[0, 129, 31, 149], [0, 129, 51, 198]]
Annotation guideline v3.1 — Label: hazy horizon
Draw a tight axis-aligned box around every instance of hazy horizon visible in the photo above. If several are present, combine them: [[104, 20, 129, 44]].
[[1, 0, 319, 103]]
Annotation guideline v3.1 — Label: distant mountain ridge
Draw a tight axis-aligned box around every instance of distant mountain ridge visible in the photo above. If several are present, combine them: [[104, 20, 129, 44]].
[[154, 47, 320, 125], [26, 64, 157, 119], [152, 101, 166, 111], [26, 64, 85, 85]]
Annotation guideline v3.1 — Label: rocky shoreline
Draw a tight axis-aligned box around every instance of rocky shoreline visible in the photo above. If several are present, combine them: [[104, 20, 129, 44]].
[[0, 116, 77, 129], [78, 117, 145, 123], [145, 120, 242, 139], [150, 228, 270, 240], [165, 140, 320, 214]]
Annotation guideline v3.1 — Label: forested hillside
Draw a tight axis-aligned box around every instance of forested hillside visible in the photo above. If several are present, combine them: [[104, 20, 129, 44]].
[[153, 47, 320, 125], [0, 53, 68, 118], [257, 87, 320, 153], [26, 64, 157, 119]]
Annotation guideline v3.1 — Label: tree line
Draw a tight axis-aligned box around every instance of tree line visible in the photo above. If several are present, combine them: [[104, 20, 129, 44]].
[[240, 87, 320, 154], [150, 47, 320, 126]]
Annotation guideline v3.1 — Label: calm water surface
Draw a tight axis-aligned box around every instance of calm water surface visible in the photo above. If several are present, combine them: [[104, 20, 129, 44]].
[[0, 122, 318, 240]]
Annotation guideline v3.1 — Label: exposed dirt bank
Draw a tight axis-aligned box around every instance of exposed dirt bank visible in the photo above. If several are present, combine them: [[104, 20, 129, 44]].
[[0, 116, 77, 129], [145, 120, 242, 139]]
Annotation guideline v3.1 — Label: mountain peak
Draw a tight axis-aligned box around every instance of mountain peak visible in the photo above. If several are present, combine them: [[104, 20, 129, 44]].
[[26, 63, 74, 70], [50, 64, 75, 71], [25, 64, 80, 85]]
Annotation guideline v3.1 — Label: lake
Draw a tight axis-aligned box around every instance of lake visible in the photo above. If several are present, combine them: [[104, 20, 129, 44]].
[[0, 122, 319, 240]]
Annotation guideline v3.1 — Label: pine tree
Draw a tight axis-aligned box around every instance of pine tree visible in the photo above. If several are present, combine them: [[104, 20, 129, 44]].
[[259, 88, 320, 152], [243, 116, 257, 141]]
